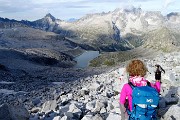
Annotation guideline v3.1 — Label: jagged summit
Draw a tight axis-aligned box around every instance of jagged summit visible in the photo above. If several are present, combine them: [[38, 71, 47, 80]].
[[44, 13, 56, 22], [32, 13, 61, 31], [112, 6, 142, 14], [167, 12, 180, 23], [124, 6, 142, 14], [167, 12, 180, 18]]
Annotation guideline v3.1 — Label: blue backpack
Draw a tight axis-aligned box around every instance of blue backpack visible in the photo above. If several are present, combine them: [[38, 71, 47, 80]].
[[128, 82, 159, 120]]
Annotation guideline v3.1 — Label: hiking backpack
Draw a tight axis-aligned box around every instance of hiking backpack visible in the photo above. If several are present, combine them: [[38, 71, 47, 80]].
[[128, 82, 159, 120]]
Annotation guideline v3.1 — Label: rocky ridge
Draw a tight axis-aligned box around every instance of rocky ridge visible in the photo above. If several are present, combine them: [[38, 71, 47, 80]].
[[143, 27, 180, 52], [39, 9, 180, 51], [1, 8, 180, 52]]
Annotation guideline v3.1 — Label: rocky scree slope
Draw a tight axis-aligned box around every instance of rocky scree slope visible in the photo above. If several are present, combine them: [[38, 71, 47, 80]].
[[29, 52, 180, 120], [0, 52, 179, 120]]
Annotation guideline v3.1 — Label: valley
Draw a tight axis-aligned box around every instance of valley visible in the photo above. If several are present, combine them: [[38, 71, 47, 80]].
[[0, 7, 180, 120]]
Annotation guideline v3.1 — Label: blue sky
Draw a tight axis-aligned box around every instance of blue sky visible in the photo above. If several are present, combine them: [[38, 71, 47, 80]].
[[0, 0, 179, 21]]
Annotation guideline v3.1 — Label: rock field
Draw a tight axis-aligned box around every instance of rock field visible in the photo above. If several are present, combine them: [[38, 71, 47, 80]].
[[0, 51, 180, 120]]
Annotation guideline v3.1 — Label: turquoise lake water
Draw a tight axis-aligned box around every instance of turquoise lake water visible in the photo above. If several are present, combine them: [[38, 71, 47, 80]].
[[74, 51, 99, 68]]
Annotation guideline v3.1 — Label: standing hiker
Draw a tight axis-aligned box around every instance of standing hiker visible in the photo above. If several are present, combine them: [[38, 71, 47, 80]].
[[155, 64, 165, 82], [119, 60, 161, 120]]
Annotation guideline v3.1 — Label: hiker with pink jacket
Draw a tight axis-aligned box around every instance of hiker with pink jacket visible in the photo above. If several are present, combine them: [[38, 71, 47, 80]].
[[119, 60, 162, 120]]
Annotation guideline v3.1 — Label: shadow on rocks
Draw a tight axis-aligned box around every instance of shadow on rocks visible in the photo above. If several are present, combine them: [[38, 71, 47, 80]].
[[158, 86, 179, 119]]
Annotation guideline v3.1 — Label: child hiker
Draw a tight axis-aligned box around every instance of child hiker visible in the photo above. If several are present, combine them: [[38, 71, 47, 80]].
[[119, 59, 161, 120]]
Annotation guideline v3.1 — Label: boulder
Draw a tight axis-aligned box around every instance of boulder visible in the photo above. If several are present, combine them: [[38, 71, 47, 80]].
[[106, 112, 121, 120], [81, 114, 93, 120], [86, 100, 96, 111], [92, 114, 103, 120], [32, 97, 41, 106], [81, 87, 90, 96], [41, 100, 57, 113], [59, 104, 70, 116], [92, 100, 105, 112], [30, 107, 41, 113], [68, 103, 82, 119], [0, 103, 29, 120], [163, 105, 180, 120], [53, 116, 61, 120], [164, 89, 179, 105], [106, 102, 114, 112], [159, 97, 166, 108], [0, 104, 11, 120], [89, 82, 101, 91]]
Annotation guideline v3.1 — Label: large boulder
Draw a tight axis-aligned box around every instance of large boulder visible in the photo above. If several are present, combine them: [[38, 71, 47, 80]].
[[162, 105, 180, 120], [67, 103, 82, 119], [0, 103, 29, 120], [41, 100, 57, 113]]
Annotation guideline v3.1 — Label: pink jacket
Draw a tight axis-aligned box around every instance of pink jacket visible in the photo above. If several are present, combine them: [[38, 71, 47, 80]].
[[120, 76, 161, 111]]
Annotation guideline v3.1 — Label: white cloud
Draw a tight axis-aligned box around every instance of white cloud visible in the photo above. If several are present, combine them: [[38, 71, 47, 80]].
[[31, 0, 85, 4], [0, 0, 179, 20], [163, 0, 176, 9]]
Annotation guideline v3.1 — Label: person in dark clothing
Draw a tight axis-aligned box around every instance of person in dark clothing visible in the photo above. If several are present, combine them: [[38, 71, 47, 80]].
[[155, 64, 165, 81]]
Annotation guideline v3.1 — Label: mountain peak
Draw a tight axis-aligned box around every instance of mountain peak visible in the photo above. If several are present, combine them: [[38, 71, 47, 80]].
[[123, 6, 142, 14], [44, 13, 56, 21], [167, 12, 180, 18]]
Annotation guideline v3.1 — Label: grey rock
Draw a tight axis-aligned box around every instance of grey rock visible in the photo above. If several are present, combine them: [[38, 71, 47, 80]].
[[106, 102, 114, 112], [81, 114, 103, 120], [90, 82, 101, 91], [164, 89, 179, 105], [81, 88, 90, 96], [81, 114, 93, 120], [60, 115, 68, 120], [30, 107, 41, 113], [106, 92, 114, 98], [53, 116, 61, 120], [41, 100, 57, 113], [92, 100, 105, 112], [106, 113, 121, 120], [163, 105, 180, 120], [68, 103, 82, 119], [67, 93, 73, 100], [0, 104, 11, 120], [0, 103, 29, 120], [86, 101, 96, 111], [29, 114, 39, 120], [32, 97, 41, 106], [59, 104, 70, 116], [100, 107, 107, 114], [60, 95, 68, 102], [63, 112, 75, 120], [159, 97, 166, 108], [92, 114, 103, 120]]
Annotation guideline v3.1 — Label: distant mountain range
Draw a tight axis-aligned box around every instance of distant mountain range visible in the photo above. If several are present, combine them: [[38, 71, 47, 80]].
[[67, 18, 79, 22], [0, 7, 180, 52]]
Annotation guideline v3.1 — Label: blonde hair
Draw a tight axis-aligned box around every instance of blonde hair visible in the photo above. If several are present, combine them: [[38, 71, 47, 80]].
[[126, 59, 147, 77]]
